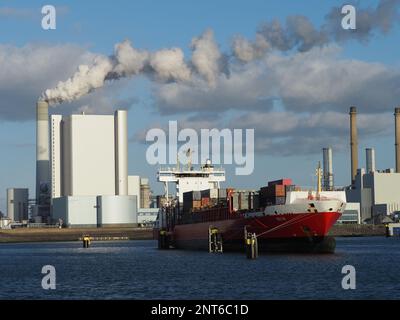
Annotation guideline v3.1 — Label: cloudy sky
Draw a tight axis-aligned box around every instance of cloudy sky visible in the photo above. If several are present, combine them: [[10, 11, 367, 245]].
[[0, 0, 400, 212]]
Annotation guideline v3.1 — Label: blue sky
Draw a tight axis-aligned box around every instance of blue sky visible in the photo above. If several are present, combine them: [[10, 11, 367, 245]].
[[0, 0, 400, 213]]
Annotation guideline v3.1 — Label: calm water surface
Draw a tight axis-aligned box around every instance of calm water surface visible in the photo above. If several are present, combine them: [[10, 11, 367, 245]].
[[0, 237, 399, 299]]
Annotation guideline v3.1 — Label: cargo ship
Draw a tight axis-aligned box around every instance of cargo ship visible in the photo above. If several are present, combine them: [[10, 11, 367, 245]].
[[156, 161, 346, 253]]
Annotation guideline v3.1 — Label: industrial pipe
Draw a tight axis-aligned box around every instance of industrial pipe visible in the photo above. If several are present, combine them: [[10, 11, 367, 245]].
[[395, 108, 400, 173], [349, 106, 358, 185]]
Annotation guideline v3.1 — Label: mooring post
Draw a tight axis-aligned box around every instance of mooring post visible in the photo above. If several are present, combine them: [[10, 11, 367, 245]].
[[82, 235, 91, 248], [158, 229, 170, 249], [385, 224, 390, 237], [245, 232, 258, 259], [209, 226, 223, 253]]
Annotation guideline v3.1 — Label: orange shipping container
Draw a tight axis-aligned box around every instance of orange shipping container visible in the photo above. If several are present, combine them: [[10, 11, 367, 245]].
[[267, 184, 285, 197], [201, 197, 210, 207], [192, 200, 202, 209]]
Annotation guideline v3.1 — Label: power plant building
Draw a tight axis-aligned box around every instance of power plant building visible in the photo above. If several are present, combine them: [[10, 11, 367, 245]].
[[7, 188, 29, 222], [128, 175, 141, 209], [347, 169, 400, 223], [44, 106, 138, 227], [51, 113, 124, 197], [346, 107, 400, 223]]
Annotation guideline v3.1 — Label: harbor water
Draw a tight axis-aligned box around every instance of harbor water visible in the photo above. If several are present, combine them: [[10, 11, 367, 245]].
[[0, 237, 399, 299]]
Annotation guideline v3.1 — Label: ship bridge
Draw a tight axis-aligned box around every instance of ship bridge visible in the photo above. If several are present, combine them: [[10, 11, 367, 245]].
[[157, 160, 225, 204]]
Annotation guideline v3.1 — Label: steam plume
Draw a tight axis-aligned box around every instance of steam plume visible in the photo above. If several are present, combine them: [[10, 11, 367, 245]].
[[232, 0, 400, 61], [42, 0, 400, 105]]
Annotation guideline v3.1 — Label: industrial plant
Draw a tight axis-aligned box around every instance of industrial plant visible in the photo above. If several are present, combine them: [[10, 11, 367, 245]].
[[345, 107, 400, 224], [1, 100, 158, 229], [316, 106, 400, 225], [2, 101, 400, 229]]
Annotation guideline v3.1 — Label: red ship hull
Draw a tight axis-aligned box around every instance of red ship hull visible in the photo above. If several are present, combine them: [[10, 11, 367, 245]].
[[172, 211, 341, 253]]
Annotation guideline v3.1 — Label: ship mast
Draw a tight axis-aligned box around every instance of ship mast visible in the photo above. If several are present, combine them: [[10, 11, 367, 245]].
[[316, 161, 322, 197], [186, 148, 193, 171]]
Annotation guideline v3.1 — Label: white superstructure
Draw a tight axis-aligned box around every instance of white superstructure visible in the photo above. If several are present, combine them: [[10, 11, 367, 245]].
[[245, 190, 347, 218], [157, 161, 225, 203]]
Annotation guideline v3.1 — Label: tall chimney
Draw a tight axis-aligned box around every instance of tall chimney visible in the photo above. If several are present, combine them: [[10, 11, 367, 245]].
[[322, 147, 333, 191], [350, 106, 358, 185], [395, 108, 400, 173], [36, 100, 50, 204], [366, 148, 376, 173], [115, 110, 128, 195]]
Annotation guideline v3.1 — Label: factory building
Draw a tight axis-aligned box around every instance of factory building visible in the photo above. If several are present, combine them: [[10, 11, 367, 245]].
[[346, 107, 400, 224], [320, 147, 361, 224], [137, 208, 159, 227], [347, 168, 400, 223], [52, 196, 97, 227], [140, 178, 151, 208], [32, 100, 140, 227], [128, 175, 141, 208], [51, 111, 127, 197], [337, 202, 361, 224], [6, 188, 29, 222]]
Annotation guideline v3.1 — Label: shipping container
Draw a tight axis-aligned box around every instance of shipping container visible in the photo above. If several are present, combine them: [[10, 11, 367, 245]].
[[268, 179, 293, 187], [201, 197, 210, 207], [192, 200, 202, 208], [218, 188, 227, 199], [275, 196, 286, 205], [248, 192, 260, 210], [183, 190, 202, 201], [193, 191, 202, 201], [239, 192, 249, 210], [232, 192, 240, 211], [253, 194, 260, 210], [200, 189, 210, 199], [266, 184, 285, 197], [210, 198, 220, 207], [258, 187, 268, 208], [285, 185, 302, 192], [210, 189, 219, 199]]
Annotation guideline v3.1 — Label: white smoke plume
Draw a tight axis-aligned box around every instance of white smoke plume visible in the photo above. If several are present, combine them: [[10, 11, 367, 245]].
[[232, 34, 270, 63], [233, 0, 400, 61], [112, 40, 149, 77], [149, 48, 191, 82], [190, 29, 222, 87], [42, 0, 400, 105], [42, 40, 194, 105], [43, 55, 113, 104]]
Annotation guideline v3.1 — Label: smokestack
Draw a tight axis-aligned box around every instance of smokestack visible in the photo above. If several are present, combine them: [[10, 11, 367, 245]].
[[366, 148, 376, 173], [36, 100, 50, 204], [115, 110, 128, 195], [350, 106, 358, 185], [395, 108, 400, 173], [322, 147, 333, 191]]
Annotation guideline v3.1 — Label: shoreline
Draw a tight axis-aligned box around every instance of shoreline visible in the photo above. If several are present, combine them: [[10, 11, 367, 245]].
[[0, 227, 154, 244], [0, 224, 386, 244]]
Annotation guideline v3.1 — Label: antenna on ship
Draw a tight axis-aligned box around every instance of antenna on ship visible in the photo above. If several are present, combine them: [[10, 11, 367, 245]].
[[186, 148, 193, 171]]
